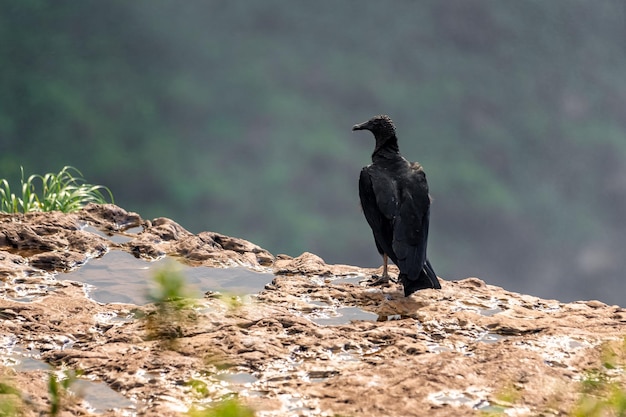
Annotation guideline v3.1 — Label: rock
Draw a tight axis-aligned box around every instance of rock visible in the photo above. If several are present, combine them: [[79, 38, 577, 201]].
[[0, 210, 109, 275], [77, 202, 144, 231], [0, 204, 275, 273], [0, 204, 625, 416], [273, 251, 363, 276]]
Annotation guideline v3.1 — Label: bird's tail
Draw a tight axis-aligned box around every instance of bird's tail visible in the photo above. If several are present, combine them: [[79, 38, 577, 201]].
[[424, 259, 441, 289], [400, 259, 441, 296]]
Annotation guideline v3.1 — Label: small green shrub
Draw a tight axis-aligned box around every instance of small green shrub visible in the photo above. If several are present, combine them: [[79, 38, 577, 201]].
[[187, 398, 255, 417], [0, 380, 22, 417], [48, 370, 80, 417], [0, 166, 113, 213], [571, 338, 626, 417], [144, 263, 198, 347]]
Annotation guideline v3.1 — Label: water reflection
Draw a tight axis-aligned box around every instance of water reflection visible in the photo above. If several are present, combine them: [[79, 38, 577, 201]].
[[63, 250, 273, 305]]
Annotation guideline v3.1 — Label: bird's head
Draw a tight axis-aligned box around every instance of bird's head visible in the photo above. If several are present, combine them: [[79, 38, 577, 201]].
[[352, 115, 397, 140]]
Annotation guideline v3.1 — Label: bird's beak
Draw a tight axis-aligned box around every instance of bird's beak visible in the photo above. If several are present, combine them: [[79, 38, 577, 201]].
[[352, 121, 369, 131]]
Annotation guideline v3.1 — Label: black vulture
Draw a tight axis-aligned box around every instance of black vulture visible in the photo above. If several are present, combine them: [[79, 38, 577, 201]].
[[352, 115, 441, 296]]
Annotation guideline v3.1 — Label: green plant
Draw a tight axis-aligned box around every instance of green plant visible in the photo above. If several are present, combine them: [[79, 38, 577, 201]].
[[0, 166, 113, 213], [187, 398, 255, 417], [479, 382, 523, 416], [0, 167, 38, 213], [572, 378, 626, 417], [144, 263, 198, 347], [0, 380, 22, 417], [570, 338, 626, 417], [48, 370, 80, 417], [186, 378, 210, 397]]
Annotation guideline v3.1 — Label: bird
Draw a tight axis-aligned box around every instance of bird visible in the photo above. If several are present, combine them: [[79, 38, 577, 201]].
[[352, 115, 441, 296]]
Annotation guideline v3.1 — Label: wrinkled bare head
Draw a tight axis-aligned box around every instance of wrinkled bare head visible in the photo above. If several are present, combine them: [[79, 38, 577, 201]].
[[352, 115, 396, 139]]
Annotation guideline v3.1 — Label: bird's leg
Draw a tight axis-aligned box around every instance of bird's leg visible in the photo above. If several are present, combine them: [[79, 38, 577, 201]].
[[382, 253, 389, 280], [366, 254, 390, 286]]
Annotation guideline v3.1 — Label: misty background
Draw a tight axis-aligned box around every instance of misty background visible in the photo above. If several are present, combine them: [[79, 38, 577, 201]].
[[1, 1, 625, 305]]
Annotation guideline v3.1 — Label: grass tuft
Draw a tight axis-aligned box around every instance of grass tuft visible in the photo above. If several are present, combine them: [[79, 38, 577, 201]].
[[187, 398, 255, 417], [570, 338, 626, 417], [143, 262, 198, 348], [48, 370, 80, 417], [0, 166, 113, 213], [0, 379, 22, 417]]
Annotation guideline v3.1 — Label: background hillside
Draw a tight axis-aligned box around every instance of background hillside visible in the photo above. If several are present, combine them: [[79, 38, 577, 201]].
[[1, 0, 625, 305]]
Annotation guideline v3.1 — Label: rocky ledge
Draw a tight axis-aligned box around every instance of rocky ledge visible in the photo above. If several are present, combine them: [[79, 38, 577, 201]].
[[0, 204, 625, 416]]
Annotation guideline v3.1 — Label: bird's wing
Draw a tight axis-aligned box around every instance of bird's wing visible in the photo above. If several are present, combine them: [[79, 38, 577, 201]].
[[391, 164, 431, 279], [359, 166, 396, 259]]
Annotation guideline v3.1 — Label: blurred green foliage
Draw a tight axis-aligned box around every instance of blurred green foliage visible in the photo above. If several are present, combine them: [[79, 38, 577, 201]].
[[0, 379, 21, 417], [48, 370, 80, 417], [570, 338, 626, 417], [143, 263, 198, 347], [187, 398, 255, 417], [1, 1, 625, 302]]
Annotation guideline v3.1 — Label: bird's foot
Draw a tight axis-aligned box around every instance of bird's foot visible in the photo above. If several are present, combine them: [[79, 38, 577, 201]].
[[361, 274, 392, 286]]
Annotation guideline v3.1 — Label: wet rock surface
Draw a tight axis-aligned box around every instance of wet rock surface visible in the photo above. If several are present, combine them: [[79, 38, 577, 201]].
[[0, 204, 625, 416]]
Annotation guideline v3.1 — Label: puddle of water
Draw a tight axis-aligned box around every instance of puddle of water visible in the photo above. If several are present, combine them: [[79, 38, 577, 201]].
[[298, 297, 379, 325], [2, 343, 133, 412], [479, 308, 503, 317], [515, 335, 592, 369], [216, 372, 258, 385], [430, 392, 474, 406], [377, 314, 417, 322], [308, 306, 378, 325], [276, 393, 320, 415], [428, 388, 491, 408], [16, 356, 53, 371], [6, 295, 37, 303], [474, 401, 506, 412], [10, 347, 51, 372], [81, 225, 142, 244], [0, 337, 52, 371], [452, 298, 505, 316], [307, 300, 331, 307], [62, 250, 273, 305], [71, 379, 135, 413], [333, 352, 360, 362], [476, 332, 507, 344], [427, 342, 452, 354], [93, 311, 134, 324], [2, 344, 134, 412], [331, 275, 365, 285]]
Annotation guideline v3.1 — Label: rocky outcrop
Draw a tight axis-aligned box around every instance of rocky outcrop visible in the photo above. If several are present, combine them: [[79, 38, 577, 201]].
[[0, 204, 274, 276], [0, 204, 625, 416]]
